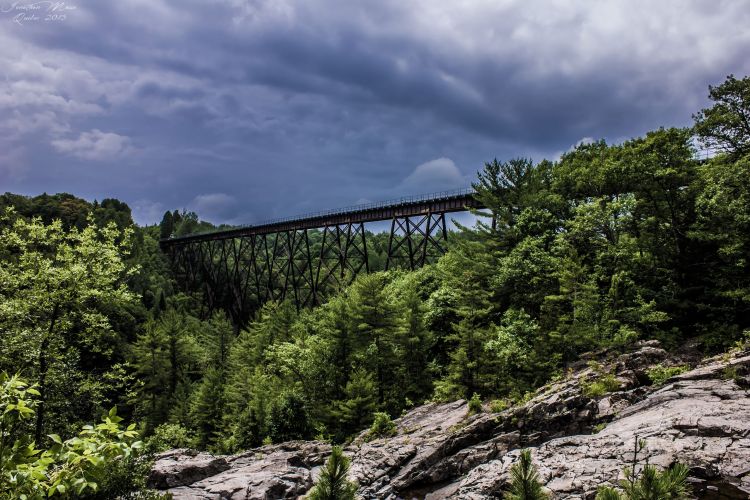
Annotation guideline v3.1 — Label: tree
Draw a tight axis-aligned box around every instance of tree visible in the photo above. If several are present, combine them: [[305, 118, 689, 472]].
[[159, 211, 174, 240], [0, 209, 135, 442], [596, 437, 689, 500], [132, 310, 201, 430], [485, 309, 537, 397], [268, 392, 314, 443], [692, 154, 750, 312], [191, 366, 227, 449], [473, 158, 555, 249], [396, 283, 434, 403], [693, 74, 750, 157], [597, 462, 689, 500], [349, 274, 401, 408], [307, 446, 357, 500], [506, 449, 549, 500], [331, 368, 376, 439]]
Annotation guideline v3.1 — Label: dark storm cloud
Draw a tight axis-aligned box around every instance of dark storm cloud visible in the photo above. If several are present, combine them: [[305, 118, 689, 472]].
[[2, 0, 749, 224]]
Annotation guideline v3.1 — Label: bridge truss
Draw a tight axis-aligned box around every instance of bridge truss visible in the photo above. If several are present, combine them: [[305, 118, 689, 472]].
[[160, 189, 482, 325]]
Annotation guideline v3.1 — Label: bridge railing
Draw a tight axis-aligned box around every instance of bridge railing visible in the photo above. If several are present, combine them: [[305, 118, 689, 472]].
[[165, 187, 476, 241]]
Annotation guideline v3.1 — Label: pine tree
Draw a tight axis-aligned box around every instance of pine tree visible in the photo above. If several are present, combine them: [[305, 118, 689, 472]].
[[398, 285, 433, 402], [191, 366, 227, 449], [349, 274, 401, 408], [159, 210, 174, 240], [331, 368, 376, 439], [132, 323, 170, 428], [596, 438, 689, 500], [506, 449, 549, 500], [307, 446, 357, 500]]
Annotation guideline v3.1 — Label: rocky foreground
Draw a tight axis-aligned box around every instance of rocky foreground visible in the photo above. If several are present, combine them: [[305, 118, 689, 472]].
[[149, 341, 750, 499]]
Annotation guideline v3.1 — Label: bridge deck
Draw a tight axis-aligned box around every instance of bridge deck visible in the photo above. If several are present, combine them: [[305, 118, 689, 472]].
[[160, 188, 482, 247]]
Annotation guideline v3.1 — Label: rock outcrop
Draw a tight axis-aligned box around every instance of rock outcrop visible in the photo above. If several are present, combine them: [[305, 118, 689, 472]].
[[149, 441, 331, 499], [149, 342, 750, 499]]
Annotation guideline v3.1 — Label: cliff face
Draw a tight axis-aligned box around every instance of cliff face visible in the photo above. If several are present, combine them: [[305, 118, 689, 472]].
[[149, 342, 750, 499]]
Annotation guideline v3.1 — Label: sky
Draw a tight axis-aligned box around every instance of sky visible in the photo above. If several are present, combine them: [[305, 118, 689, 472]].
[[1, 1, 749, 226]]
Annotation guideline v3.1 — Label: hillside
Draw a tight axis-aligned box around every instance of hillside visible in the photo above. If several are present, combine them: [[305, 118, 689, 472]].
[[148, 340, 750, 498]]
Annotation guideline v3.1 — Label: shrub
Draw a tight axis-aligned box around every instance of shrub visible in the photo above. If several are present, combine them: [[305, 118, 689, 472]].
[[307, 446, 357, 500], [368, 412, 396, 439], [592, 422, 607, 434], [646, 364, 689, 386], [146, 423, 197, 452], [89, 454, 169, 499], [490, 399, 510, 413], [582, 374, 620, 398], [506, 449, 549, 500], [722, 365, 740, 382], [467, 393, 483, 415]]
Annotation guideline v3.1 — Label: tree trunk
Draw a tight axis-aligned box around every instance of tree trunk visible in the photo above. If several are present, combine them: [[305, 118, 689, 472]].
[[35, 304, 59, 444]]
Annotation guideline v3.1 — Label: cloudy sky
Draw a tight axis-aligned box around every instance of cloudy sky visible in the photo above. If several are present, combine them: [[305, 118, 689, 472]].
[[1, 1, 749, 225]]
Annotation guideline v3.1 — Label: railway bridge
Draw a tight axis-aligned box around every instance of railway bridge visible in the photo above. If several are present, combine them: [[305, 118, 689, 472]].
[[160, 188, 483, 324]]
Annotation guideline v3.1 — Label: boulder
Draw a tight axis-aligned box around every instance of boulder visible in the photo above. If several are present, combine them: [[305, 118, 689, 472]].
[[147, 449, 230, 489], [150, 441, 330, 499]]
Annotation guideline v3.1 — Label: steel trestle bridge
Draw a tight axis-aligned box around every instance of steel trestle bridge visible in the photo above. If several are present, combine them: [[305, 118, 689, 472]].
[[160, 188, 483, 324]]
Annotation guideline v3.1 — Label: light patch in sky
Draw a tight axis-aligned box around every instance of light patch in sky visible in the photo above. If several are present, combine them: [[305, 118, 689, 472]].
[[51, 129, 133, 161]]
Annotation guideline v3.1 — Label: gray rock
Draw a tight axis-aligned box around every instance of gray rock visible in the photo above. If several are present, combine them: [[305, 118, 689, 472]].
[[148, 345, 750, 499], [449, 355, 750, 499], [147, 449, 230, 489], [150, 441, 330, 499]]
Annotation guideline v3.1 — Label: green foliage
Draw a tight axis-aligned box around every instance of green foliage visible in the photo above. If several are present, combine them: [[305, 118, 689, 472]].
[[693, 74, 750, 157], [88, 454, 169, 500], [506, 449, 549, 500], [0, 209, 137, 441], [331, 369, 377, 440], [268, 392, 314, 443], [146, 424, 197, 453], [367, 412, 396, 440], [597, 438, 689, 500], [721, 365, 740, 382], [489, 399, 509, 413], [582, 374, 621, 398], [1, 372, 144, 498], [646, 365, 689, 386], [596, 464, 689, 500], [307, 446, 357, 500], [467, 393, 483, 415]]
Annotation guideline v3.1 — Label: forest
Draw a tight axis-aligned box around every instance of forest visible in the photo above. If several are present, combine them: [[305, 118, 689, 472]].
[[1, 75, 749, 497]]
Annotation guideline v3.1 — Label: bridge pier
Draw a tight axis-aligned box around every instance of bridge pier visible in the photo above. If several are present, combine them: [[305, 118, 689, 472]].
[[315, 223, 368, 300], [385, 212, 448, 271]]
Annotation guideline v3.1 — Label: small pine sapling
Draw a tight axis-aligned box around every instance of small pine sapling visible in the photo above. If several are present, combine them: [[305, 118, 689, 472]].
[[506, 449, 549, 500], [307, 446, 357, 500]]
